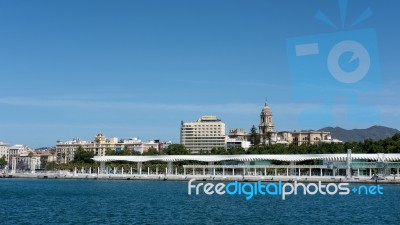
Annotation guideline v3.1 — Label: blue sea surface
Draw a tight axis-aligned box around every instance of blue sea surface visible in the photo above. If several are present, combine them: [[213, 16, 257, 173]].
[[0, 179, 399, 225]]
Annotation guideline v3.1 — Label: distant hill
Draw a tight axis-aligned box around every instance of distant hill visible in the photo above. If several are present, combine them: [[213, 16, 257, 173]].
[[318, 125, 400, 142]]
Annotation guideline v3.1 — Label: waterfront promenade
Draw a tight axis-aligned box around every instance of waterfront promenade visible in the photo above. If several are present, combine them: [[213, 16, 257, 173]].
[[4, 171, 400, 184], [4, 152, 400, 183]]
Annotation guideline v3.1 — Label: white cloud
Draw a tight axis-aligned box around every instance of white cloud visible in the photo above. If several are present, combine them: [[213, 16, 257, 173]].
[[1, 96, 398, 119], [0, 97, 322, 115]]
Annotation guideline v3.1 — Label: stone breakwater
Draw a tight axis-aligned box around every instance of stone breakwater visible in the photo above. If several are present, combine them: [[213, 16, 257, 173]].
[[2, 172, 400, 184]]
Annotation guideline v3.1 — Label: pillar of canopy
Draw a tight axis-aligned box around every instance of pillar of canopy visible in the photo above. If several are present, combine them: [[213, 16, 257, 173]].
[[11, 157, 17, 174], [100, 161, 105, 174], [167, 162, 173, 175], [208, 162, 214, 175], [137, 162, 142, 175], [289, 161, 295, 176]]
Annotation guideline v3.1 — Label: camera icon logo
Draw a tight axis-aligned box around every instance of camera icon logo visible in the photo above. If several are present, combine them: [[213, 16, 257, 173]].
[[328, 40, 370, 84], [286, 1, 381, 127]]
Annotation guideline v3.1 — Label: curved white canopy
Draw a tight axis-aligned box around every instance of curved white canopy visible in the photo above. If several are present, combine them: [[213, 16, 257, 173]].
[[92, 153, 400, 163]]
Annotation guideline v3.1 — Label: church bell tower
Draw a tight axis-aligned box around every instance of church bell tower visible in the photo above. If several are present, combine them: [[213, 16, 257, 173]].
[[259, 101, 275, 143]]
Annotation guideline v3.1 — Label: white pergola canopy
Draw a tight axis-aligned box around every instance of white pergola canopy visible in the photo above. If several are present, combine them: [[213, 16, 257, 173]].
[[92, 154, 400, 163]]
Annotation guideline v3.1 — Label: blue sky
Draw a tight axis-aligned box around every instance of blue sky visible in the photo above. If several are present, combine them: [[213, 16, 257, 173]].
[[0, 0, 399, 147]]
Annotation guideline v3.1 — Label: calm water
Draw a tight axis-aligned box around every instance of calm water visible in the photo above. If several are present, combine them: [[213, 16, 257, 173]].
[[1, 179, 399, 225]]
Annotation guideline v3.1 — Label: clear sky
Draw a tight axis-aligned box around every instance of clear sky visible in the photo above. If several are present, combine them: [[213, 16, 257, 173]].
[[0, 0, 399, 147]]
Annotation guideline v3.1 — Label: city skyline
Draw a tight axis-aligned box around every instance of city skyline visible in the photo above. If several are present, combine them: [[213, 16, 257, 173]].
[[1, 0, 399, 147]]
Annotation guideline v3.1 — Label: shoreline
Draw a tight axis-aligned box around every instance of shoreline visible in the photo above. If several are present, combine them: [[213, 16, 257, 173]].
[[2, 173, 400, 184]]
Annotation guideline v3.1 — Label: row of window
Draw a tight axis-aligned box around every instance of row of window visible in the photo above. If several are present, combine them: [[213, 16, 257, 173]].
[[183, 135, 224, 137], [183, 128, 222, 131], [292, 137, 321, 141], [182, 137, 226, 140], [182, 130, 222, 132], [184, 124, 222, 128]]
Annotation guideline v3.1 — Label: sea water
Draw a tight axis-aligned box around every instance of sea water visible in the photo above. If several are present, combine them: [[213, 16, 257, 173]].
[[0, 179, 399, 225]]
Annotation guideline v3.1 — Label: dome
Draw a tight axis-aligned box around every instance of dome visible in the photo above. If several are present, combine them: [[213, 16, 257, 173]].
[[261, 102, 272, 115]]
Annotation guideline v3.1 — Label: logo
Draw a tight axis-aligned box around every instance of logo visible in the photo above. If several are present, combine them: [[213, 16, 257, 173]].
[[188, 179, 384, 200], [286, 0, 381, 127]]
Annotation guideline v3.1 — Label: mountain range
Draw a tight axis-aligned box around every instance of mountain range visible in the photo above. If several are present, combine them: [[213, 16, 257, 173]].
[[318, 125, 399, 142]]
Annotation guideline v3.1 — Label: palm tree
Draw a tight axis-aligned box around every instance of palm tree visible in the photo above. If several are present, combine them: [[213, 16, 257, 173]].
[[49, 149, 56, 171]]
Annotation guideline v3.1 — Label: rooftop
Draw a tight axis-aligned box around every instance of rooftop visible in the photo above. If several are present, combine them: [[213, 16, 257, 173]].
[[196, 115, 222, 122]]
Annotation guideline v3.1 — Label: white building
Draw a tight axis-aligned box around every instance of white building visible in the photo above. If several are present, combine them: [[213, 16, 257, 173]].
[[56, 138, 88, 164], [226, 138, 251, 150], [229, 101, 341, 146], [8, 145, 33, 171], [18, 153, 41, 170], [56, 133, 160, 163], [0, 141, 9, 161], [319, 135, 343, 144], [181, 115, 226, 153]]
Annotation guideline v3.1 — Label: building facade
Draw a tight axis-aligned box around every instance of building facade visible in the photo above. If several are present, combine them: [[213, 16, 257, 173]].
[[226, 138, 251, 150], [0, 141, 9, 161], [56, 133, 160, 164], [8, 145, 33, 171], [18, 153, 41, 170], [181, 115, 226, 153], [259, 102, 276, 144], [228, 128, 248, 141], [228, 101, 338, 146], [277, 131, 333, 146]]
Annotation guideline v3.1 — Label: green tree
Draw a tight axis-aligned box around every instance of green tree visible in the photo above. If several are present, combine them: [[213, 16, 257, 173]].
[[228, 147, 246, 155], [163, 144, 188, 155], [45, 161, 57, 171], [120, 146, 133, 156], [211, 147, 227, 155], [392, 133, 400, 142], [72, 146, 94, 163], [40, 156, 47, 169], [106, 148, 116, 155], [132, 150, 141, 155], [246, 145, 261, 154], [249, 125, 260, 146], [0, 155, 7, 168], [142, 147, 159, 155]]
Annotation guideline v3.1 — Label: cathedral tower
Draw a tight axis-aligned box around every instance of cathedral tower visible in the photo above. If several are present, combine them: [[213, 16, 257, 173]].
[[259, 101, 275, 143]]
